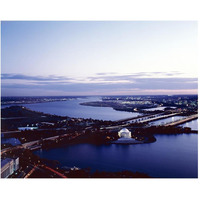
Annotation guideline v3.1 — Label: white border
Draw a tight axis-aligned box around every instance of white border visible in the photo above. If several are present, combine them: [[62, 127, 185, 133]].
[[0, 1, 200, 200]]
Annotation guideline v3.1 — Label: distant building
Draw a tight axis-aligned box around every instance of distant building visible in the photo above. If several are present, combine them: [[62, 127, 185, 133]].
[[18, 127, 38, 131], [40, 122, 54, 125], [1, 157, 19, 178]]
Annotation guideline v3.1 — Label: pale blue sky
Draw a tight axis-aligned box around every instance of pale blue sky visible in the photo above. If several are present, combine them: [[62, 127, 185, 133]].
[[1, 21, 198, 96]]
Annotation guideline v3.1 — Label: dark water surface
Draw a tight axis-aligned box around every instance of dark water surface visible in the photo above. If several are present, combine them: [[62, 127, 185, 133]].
[[3, 97, 197, 177], [34, 131, 198, 178], [16, 97, 140, 121], [1, 138, 21, 146], [31, 99, 198, 178]]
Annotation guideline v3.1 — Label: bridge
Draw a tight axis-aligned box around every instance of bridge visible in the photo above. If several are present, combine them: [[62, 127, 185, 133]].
[[102, 112, 180, 130], [137, 113, 179, 124], [1, 133, 71, 155], [1, 130, 21, 136], [164, 114, 198, 127], [113, 114, 151, 123]]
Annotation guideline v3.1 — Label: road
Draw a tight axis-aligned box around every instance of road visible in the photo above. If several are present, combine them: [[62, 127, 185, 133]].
[[1, 132, 78, 155], [24, 165, 38, 178], [1, 112, 195, 155], [23, 164, 67, 178], [1, 130, 21, 135], [41, 165, 67, 178]]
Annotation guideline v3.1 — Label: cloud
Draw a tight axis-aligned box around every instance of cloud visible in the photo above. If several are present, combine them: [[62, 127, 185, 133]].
[[1, 72, 197, 96], [1, 73, 73, 82], [95, 72, 117, 76], [1, 71, 192, 85], [88, 71, 187, 83]]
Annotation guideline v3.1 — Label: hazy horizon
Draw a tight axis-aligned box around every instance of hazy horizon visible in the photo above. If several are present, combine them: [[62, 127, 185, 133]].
[[1, 94, 198, 97]]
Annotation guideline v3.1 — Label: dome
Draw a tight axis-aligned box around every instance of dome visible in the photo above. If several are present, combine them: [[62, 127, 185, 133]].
[[119, 128, 129, 133], [118, 128, 131, 138]]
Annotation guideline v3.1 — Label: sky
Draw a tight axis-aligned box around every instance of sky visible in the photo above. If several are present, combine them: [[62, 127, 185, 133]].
[[1, 21, 198, 96]]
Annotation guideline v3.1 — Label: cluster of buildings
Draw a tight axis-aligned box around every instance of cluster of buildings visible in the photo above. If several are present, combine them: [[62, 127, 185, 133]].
[[1, 157, 19, 178]]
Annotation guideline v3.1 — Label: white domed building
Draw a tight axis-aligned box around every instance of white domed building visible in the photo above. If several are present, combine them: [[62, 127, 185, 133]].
[[112, 128, 142, 144], [118, 128, 131, 138]]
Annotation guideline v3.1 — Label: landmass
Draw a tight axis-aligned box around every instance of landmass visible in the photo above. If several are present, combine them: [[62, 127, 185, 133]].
[[1, 96, 81, 105], [80, 95, 198, 114], [1, 95, 198, 178]]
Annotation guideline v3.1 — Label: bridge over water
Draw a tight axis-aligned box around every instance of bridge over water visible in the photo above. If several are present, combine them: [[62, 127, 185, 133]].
[[164, 114, 198, 127], [103, 112, 180, 130], [113, 114, 152, 123]]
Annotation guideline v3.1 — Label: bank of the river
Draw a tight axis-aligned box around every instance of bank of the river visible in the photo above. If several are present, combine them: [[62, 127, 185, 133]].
[[14, 97, 141, 121], [2, 97, 198, 178], [33, 118, 198, 178], [34, 131, 198, 178]]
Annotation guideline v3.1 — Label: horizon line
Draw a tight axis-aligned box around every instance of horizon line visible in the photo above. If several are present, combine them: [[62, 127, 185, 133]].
[[1, 94, 198, 97]]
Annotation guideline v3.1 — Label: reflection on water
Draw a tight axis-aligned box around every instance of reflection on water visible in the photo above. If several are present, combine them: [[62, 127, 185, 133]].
[[150, 116, 185, 126], [2, 97, 198, 178], [1, 138, 21, 146], [20, 97, 141, 120], [179, 119, 198, 131], [34, 133, 198, 178], [143, 106, 176, 111]]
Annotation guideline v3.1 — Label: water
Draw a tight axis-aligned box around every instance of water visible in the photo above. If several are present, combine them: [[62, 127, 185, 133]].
[[2, 97, 197, 177], [179, 119, 198, 131], [143, 106, 176, 111], [150, 116, 186, 126], [2, 97, 140, 121], [34, 133, 198, 178], [33, 116, 198, 178], [1, 138, 21, 146], [143, 106, 167, 111], [25, 98, 197, 178]]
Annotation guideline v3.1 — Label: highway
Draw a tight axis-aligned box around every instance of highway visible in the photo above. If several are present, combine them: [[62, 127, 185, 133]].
[[2, 111, 197, 178], [1, 112, 196, 155], [24, 164, 67, 178], [24, 165, 38, 178], [41, 165, 67, 178], [1, 132, 77, 155], [1, 145, 24, 155], [1, 130, 21, 135]]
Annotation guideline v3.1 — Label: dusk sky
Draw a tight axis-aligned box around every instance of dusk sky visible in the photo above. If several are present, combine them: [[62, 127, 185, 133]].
[[1, 21, 198, 96]]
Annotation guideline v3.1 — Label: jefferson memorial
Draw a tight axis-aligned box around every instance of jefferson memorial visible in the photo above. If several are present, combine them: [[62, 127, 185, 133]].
[[112, 128, 142, 144], [118, 128, 132, 138]]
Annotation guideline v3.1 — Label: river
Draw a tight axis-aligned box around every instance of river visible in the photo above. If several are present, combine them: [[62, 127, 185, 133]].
[[2, 97, 198, 177], [34, 119, 198, 178], [149, 116, 186, 126], [2, 97, 141, 121]]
